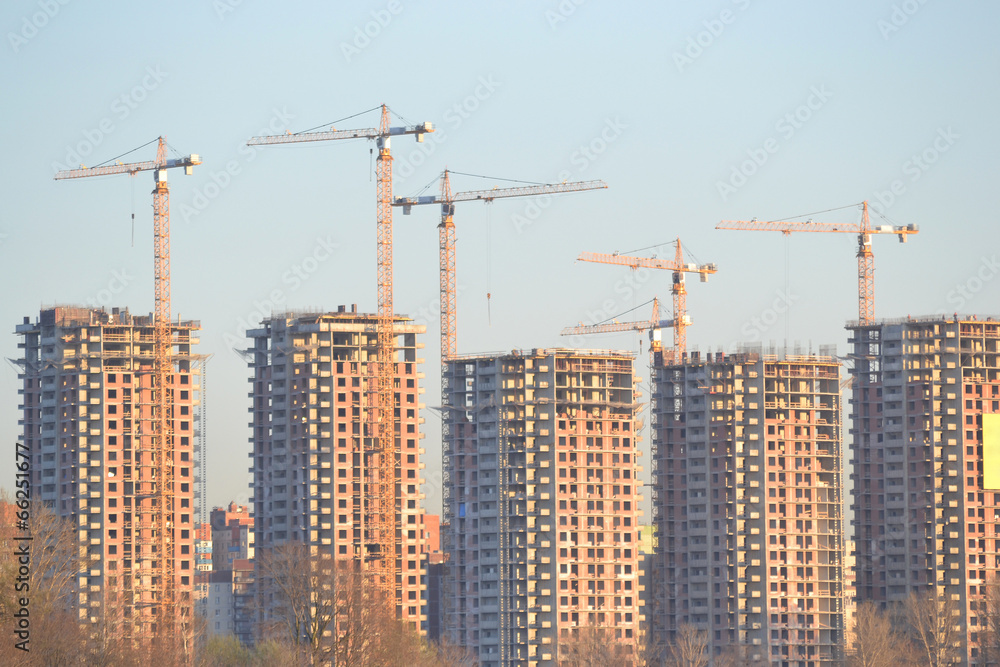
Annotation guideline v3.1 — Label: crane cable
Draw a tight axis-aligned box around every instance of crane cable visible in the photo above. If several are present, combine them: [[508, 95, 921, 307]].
[[785, 234, 790, 348], [447, 170, 548, 186], [165, 141, 184, 160], [130, 175, 136, 247], [90, 137, 160, 170], [768, 202, 859, 223], [591, 298, 657, 327], [296, 105, 383, 135], [617, 240, 675, 257], [409, 174, 441, 199], [398, 170, 560, 200], [486, 204, 492, 325], [389, 106, 414, 126]]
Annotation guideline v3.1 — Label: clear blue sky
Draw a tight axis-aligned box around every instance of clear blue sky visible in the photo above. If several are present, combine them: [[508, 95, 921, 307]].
[[2, 0, 998, 516]]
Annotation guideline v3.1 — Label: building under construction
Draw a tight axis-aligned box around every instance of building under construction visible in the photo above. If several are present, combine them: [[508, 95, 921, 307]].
[[442, 349, 644, 666], [650, 348, 846, 665], [848, 315, 1000, 663], [247, 308, 428, 629], [15, 306, 202, 644]]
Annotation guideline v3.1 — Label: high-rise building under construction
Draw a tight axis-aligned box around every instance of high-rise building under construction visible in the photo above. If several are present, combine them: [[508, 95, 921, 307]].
[[15, 306, 202, 639], [848, 315, 1000, 662], [650, 348, 846, 665], [247, 308, 428, 628], [442, 349, 644, 666]]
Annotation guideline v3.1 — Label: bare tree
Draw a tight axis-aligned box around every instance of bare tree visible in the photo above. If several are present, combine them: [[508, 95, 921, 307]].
[[257, 542, 342, 665], [714, 642, 756, 667], [0, 493, 203, 666], [901, 590, 963, 667], [81, 616, 145, 667], [20, 497, 79, 617], [634, 624, 660, 667], [0, 493, 84, 667], [328, 563, 398, 667], [257, 541, 442, 666], [978, 580, 1000, 667], [847, 601, 909, 667], [663, 624, 710, 667], [197, 635, 299, 667], [559, 624, 634, 667], [433, 637, 477, 667]]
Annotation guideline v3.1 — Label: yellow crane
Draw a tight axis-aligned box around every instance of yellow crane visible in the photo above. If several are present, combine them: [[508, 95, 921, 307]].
[[247, 105, 433, 601], [578, 239, 717, 362], [395, 170, 605, 640], [394, 168, 607, 364], [562, 296, 664, 343], [55, 137, 201, 650], [716, 201, 918, 324]]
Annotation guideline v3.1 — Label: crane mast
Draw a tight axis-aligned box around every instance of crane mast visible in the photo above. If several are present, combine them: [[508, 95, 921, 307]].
[[856, 202, 876, 324], [151, 139, 176, 646], [247, 106, 433, 605], [439, 171, 457, 362], [55, 137, 200, 654], [716, 200, 918, 324], [372, 106, 395, 593], [672, 240, 689, 357]]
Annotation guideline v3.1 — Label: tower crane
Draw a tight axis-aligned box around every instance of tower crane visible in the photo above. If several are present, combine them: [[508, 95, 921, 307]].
[[561, 298, 668, 365], [55, 137, 201, 649], [716, 201, 918, 324], [578, 239, 717, 363], [393, 169, 607, 365], [393, 170, 606, 609], [561, 297, 664, 341], [247, 105, 433, 601]]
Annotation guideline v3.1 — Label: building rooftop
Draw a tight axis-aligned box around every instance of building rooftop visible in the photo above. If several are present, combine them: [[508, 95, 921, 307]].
[[16, 305, 200, 331], [447, 347, 637, 360], [846, 313, 1000, 327]]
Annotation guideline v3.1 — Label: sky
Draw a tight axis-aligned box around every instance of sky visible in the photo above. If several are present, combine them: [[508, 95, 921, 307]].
[[2, 0, 998, 518]]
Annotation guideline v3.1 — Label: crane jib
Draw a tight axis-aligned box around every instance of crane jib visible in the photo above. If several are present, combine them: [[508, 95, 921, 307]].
[[245, 122, 434, 147], [53, 154, 201, 180], [390, 180, 608, 207]]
